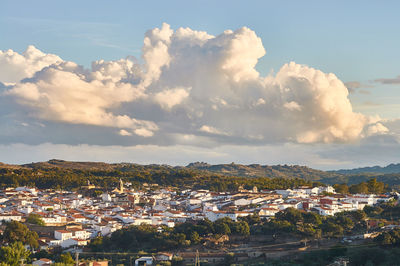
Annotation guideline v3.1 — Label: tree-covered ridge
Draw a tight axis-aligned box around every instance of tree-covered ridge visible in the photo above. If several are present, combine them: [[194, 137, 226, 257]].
[[187, 162, 342, 180], [0, 163, 317, 191], [333, 163, 400, 175], [1, 159, 400, 190]]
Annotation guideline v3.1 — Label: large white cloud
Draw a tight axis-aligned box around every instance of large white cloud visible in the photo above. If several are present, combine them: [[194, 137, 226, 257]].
[[5, 61, 158, 137], [0, 45, 62, 84], [0, 23, 389, 145]]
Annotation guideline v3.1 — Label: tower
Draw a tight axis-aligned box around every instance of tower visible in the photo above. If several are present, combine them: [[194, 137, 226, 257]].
[[119, 178, 124, 193]]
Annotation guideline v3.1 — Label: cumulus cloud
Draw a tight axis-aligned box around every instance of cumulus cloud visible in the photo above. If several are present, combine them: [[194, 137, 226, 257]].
[[5, 60, 158, 137], [0, 45, 62, 84], [0, 23, 390, 147], [367, 122, 389, 135], [153, 87, 190, 110]]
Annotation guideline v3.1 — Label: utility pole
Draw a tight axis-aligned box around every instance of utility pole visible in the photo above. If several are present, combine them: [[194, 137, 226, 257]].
[[195, 250, 200, 266], [75, 250, 79, 266]]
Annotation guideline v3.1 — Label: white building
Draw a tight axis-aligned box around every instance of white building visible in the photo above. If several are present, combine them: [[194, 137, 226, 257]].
[[32, 258, 53, 265], [135, 257, 153, 266], [54, 230, 72, 241], [0, 214, 22, 222]]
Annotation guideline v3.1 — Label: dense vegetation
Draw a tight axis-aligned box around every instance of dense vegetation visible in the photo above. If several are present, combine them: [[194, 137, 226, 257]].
[[333, 163, 400, 175], [0, 160, 395, 193], [254, 208, 368, 238], [90, 218, 250, 252], [187, 162, 340, 180], [0, 160, 400, 193], [88, 202, 396, 254], [333, 178, 386, 195], [0, 242, 31, 266], [0, 221, 39, 249], [25, 213, 45, 226], [252, 202, 400, 266], [86, 201, 400, 265], [0, 221, 38, 265], [364, 200, 400, 220], [0, 162, 321, 191]]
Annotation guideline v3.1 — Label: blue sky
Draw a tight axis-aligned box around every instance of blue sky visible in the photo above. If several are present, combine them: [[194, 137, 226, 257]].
[[0, 1, 400, 169], [2, 1, 399, 77], [2, 0, 400, 117]]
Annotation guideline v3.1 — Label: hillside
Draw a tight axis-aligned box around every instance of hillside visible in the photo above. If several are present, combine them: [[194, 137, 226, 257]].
[[21, 160, 342, 182], [186, 162, 341, 181], [1, 159, 400, 190], [333, 163, 400, 175], [0, 159, 316, 191], [23, 159, 128, 170], [0, 162, 25, 169]]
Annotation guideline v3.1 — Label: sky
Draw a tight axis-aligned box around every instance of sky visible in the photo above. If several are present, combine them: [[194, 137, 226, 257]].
[[1, 0, 400, 170]]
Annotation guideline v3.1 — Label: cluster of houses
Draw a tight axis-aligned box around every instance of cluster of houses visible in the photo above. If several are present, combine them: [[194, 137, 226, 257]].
[[0, 180, 394, 252]]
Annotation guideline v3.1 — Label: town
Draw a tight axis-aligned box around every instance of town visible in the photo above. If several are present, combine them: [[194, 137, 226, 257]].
[[0, 179, 395, 264]]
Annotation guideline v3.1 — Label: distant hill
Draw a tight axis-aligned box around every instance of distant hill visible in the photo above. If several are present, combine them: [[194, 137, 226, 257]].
[[186, 162, 341, 181], [2, 159, 400, 189], [21, 160, 341, 182], [0, 162, 24, 169], [0, 159, 319, 190], [23, 159, 123, 170], [332, 163, 400, 175], [4, 159, 344, 182]]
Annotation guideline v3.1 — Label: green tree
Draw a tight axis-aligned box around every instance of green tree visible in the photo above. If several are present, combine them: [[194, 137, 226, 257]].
[[89, 236, 103, 251], [239, 214, 261, 225], [190, 231, 201, 244], [0, 242, 31, 266], [349, 182, 369, 194], [364, 205, 383, 217], [322, 222, 344, 237], [348, 210, 367, 223], [214, 222, 231, 235], [26, 213, 45, 226], [375, 229, 400, 246], [333, 183, 349, 194], [334, 215, 354, 231], [58, 252, 75, 264], [172, 233, 188, 246], [367, 178, 385, 194], [275, 208, 303, 224], [2, 221, 39, 249], [303, 212, 322, 225], [235, 221, 250, 236]]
